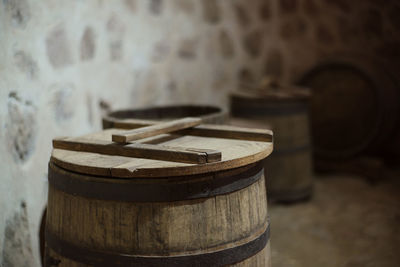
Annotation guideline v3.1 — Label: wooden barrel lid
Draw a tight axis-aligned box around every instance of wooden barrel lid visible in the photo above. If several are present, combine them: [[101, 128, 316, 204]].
[[231, 88, 310, 102], [50, 124, 273, 178]]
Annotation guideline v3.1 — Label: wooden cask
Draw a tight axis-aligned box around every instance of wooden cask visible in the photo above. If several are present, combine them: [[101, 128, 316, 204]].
[[300, 59, 400, 160], [103, 105, 227, 129], [45, 123, 273, 266], [230, 89, 313, 202]]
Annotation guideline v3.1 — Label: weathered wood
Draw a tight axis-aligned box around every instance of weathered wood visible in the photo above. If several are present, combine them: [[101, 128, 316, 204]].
[[109, 119, 273, 142], [47, 162, 263, 202], [183, 124, 273, 142], [53, 137, 221, 164], [230, 87, 313, 203], [102, 104, 228, 129], [45, 124, 273, 266], [45, 127, 272, 266], [45, 242, 271, 267], [40, 209, 46, 266], [45, 173, 269, 266], [112, 117, 202, 143], [50, 128, 273, 178]]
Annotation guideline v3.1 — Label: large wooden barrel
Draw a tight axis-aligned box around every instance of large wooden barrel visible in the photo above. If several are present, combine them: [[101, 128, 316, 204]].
[[230, 89, 313, 203], [300, 59, 400, 160], [45, 124, 273, 266], [103, 105, 227, 129]]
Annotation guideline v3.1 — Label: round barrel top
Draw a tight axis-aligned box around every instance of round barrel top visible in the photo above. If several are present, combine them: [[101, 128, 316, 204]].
[[231, 87, 311, 102], [51, 128, 273, 178]]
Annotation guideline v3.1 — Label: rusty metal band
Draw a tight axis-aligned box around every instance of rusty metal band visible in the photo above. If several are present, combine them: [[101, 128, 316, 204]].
[[45, 224, 270, 267], [48, 161, 264, 202], [231, 99, 308, 116]]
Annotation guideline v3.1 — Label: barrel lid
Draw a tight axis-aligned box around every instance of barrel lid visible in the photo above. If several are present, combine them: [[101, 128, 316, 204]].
[[231, 88, 310, 102], [50, 123, 273, 178]]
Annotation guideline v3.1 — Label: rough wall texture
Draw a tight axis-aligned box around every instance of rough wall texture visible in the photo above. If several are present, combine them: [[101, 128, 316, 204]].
[[0, 0, 398, 266]]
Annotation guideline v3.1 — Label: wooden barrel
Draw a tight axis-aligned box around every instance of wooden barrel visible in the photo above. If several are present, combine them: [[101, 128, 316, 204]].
[[230, 89, 313, 203], [300, 59, 400, 160], [45, 124, 273, 266], [40, 208, 46, 266], [103, 105, 227, 129]]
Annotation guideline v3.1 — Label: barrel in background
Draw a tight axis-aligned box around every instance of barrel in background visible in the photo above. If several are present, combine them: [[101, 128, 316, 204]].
[[230, 89, 313, 203], [103, 104, 227, 129], [300, 60, 400, 161]]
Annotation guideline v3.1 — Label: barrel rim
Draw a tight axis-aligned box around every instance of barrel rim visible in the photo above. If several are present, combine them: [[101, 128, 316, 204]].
[[48, 161, 264, 202], [103, 104, 227, 126], [230, 87, 311, 102], [45, 222, 270, 267]]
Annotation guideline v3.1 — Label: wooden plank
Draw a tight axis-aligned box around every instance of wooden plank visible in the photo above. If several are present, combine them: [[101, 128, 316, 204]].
[[53, 138, 221, 164], [110, 137, 271, 178], [182, 124, 273, 142], [112, 117, 202, 143], [46, 168, 270, 265], [185, 148, 222, 163], [111, 119, 273, 142]]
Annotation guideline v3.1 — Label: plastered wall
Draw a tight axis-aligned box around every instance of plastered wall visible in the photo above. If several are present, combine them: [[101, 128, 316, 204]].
[[1, 0, 399, 266]]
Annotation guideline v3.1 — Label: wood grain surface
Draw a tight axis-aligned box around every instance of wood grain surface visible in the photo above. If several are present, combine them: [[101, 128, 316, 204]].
[[45, 164, 271, 266], [53, 137, 221, 164], [51, 128, 273, 178], [230, 88, 313, 202], [112, 117, 202, 143]]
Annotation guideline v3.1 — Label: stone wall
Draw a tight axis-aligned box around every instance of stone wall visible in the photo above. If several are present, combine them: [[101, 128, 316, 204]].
[[273, 0, 400, 82], [1, 0, 398, 266]]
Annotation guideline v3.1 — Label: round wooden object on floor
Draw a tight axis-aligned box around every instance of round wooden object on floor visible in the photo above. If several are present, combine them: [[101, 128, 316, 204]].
[[230, 89, 313, 203], [103, 105, 227, 129], [300, 60, 400, 160], [45, 128, 273, 266]]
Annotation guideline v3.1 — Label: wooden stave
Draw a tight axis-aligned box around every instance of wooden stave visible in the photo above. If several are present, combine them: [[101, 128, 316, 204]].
[[103, 105, 228, 129], [266, 149, 313, 202], [45, 160, 270, 267], [229, 95, 313, 202]]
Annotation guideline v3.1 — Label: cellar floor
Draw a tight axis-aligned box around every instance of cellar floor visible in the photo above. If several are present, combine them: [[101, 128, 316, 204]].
[[268, 170, 400, 267]]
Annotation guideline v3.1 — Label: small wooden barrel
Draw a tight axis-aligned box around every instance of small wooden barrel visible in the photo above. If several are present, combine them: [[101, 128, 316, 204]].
[[103, 105, 227, 129], [300, 59, 400, 160], [230, 89, 313, 202], [45, 125, 273, 266]]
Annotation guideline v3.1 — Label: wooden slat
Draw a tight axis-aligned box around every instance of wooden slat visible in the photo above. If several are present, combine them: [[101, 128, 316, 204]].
[[53, 138, 221, 164], [111, 119, 273, 142], [182, 124, 273, 142], [112, 117, 202, 143]]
